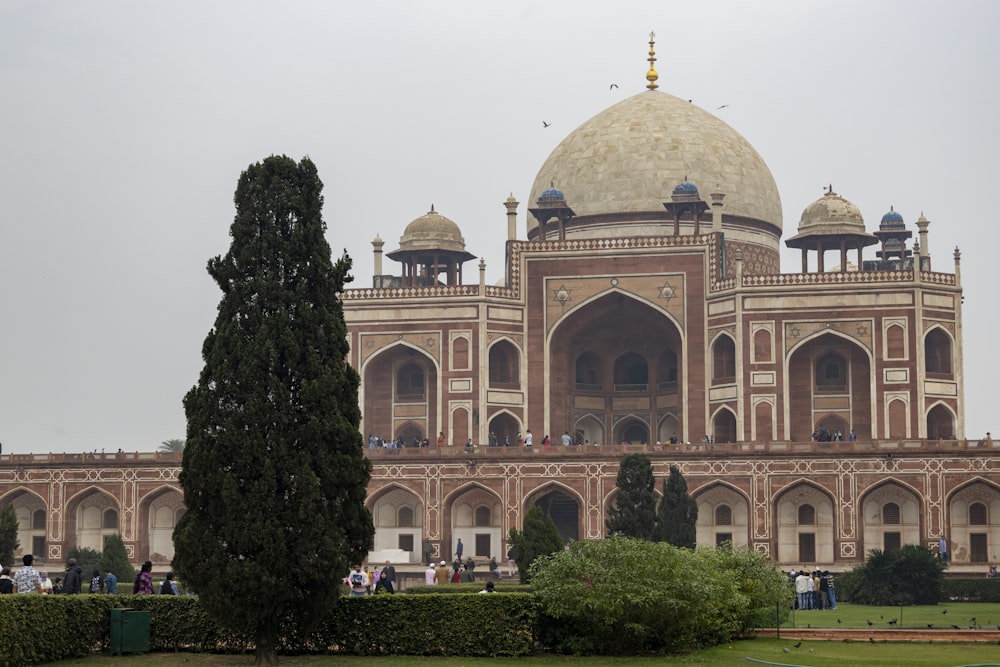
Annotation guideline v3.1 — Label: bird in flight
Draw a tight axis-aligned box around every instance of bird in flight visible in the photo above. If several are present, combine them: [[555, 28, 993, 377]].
[[542, 121, 551, 128], [610, 83, 619, 90], [717, 104, 731, 109]]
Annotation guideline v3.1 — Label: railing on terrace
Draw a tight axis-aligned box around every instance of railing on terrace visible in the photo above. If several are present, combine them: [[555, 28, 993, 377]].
[[361, 438, 999, 459], [0, 451, 183, 465]]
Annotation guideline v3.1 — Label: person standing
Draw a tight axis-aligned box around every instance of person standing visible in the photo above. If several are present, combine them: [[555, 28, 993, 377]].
[[12, 554, 42, 594], [489, 556, 501, 581], [794, 570, 809, 610], [88, 569, 103, 594], [63, 558, 83, 594], [524, 430, 533, 448], [456, 538, 464, 560], [39, 572, 53, 594], [823, 571, 837, 609], [939, 536, 949, 562], [422, 539, 433, 565], [381, 560, 396, 589], [104, 569, 118, 594], [561, 431, 572, 446], [424, 563, 437, 585], [134, 561, 153, 594], [347, 564, 368, 597], [435, 560, 451, 586]]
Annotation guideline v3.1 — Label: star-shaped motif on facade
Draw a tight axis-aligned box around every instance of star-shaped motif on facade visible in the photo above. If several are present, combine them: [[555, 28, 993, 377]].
[[553, 284, 572, 305], [365, 338, 375, 348], [789, 326, 801, 339], [425, 338, 435, 348], [856, 323, 869, 336], [658, 281, 676, 300]]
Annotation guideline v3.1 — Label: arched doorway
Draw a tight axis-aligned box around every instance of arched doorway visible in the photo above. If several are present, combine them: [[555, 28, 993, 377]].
[[362, 345, 439, 446], [927, 404, 956, 440], [528, 488, 581, 543], [369, 485, 424, 563], [787, 333, 871, 441], [550, 293, 684, 444], [695, 484, 750, 548], [488, 411, 520, 446]]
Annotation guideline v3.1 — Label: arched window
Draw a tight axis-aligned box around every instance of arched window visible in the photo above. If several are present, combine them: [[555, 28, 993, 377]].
[[489, 340, 520, 388], [715, 504, 733, 526], [815, 352, 847, 393], [613, 352, 648, 390], [395, 362, 425, 401], [798, 504, 816, 525], [925, 329, 953, 376], [398, 506, 415, 527], [575, 351, 603, 390], [712, 335, 736, 383], [474, 505, 492, 527], [882, 502, 901, 524], [31, 509, 46, 531], [753, 328, 772, 363], [969, 502, 988, 526], [102, 508, 119, 530]]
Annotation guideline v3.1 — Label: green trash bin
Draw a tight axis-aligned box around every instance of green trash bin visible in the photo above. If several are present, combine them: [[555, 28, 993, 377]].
[[110, 608, 150, 656]]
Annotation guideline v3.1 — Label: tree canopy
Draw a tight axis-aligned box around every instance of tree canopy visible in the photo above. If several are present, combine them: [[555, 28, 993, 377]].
[[838, 544, 945, 605], [655, 464, 698, 548], [508, 505, 564, 584], [98, 533, 135, 587], [605, 453, 658, 539], [173, 155, 373, 665], [159, 439, 185, 452]]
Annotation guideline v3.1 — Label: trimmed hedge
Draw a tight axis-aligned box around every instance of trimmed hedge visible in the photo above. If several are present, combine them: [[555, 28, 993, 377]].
[[406, 582, 533, 594], [0, 592, 538, 666], [943, 576, 1000, 602]]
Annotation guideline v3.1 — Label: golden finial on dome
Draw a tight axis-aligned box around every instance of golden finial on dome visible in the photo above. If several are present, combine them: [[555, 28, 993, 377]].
[[646, 31, 658, 90]]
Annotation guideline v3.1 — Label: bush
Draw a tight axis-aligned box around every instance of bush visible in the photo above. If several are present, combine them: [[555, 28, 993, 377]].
[[838, 545, 945, 605], [0, 592, 538, 666], [528, 536, 791, 655], [943, 576, 1000, 602]]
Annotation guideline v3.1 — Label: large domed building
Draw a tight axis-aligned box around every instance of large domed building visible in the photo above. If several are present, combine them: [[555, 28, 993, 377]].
[[2, 38, 994, 575]]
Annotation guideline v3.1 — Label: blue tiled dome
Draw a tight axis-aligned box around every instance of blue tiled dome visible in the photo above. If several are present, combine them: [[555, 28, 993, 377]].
[[540, 187, 565, 200], [673, 180, 699, 195], [881, 207, 904, 225]]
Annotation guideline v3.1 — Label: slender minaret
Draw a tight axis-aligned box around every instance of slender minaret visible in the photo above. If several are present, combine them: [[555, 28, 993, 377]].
[[710, 185, 725, 233], [916, 213, 931, 270], [504, 193, 519, 241], [371, 233, 385, 287]]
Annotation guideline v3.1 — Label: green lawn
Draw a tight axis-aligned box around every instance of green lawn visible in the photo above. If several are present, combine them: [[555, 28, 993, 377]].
[[780, 601, 1000, 630], [47, 643, 1000, 667]]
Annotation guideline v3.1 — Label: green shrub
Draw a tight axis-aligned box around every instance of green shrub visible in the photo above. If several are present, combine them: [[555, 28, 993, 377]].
[[838, 545, 945, 605], [528, 536, 791, 655], [943, 576, 1000, 602]]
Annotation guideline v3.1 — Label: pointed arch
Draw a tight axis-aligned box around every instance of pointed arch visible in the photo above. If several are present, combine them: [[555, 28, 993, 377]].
[[359, 342, 441, 450], [926, 401, 956, 440], [924, 325, 954, 378], [368, 483, 425, 562], [710, 331, 736, 384], [488, 337, 521, 388], [785, 330, 874, 442], [65, 486, 122, 554], [523, 481, 584, 543], [774, 481, 836, 564], [2, 488, 48, 562], [487, 408, 522, 447], [858, 479, 922, 553], [444, 482, 504, 560], [575, 413, 604, 446], [693, 481, 751, 548], [613, 414, 650, 445], [711, 405, 738, 444], [136, 485, 184, 563], [946, 478, 1000, 564]]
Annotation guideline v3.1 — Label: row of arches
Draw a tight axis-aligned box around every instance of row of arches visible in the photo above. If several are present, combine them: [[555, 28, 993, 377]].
[[369, 478, 999, 565], [3, 486, 184, 564]]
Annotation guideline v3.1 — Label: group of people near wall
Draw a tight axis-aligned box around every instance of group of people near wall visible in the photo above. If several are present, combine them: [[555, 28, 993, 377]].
[[0, 554, 178, 595], [791, 569, 837, 610]]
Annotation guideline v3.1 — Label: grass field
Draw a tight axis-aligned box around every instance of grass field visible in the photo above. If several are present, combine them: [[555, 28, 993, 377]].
[[47, 603, 1000, 667], [780, 601, 999, 630]]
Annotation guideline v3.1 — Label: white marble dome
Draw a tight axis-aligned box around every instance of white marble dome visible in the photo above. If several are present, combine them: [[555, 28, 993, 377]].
[[528, 90, 782, 234]]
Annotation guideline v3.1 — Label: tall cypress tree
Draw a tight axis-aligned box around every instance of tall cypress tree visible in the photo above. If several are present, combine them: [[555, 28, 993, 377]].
[[173, 156, 373, 665], [507, 505, 564, 584], [605, 453, 658, 540], [98, 533, 134, 587], [0, 504, 18, 566], [656, 464, 698, 548]]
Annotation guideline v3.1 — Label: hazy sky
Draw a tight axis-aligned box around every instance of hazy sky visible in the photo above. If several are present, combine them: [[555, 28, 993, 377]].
[[2, 1, 997, 454]]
